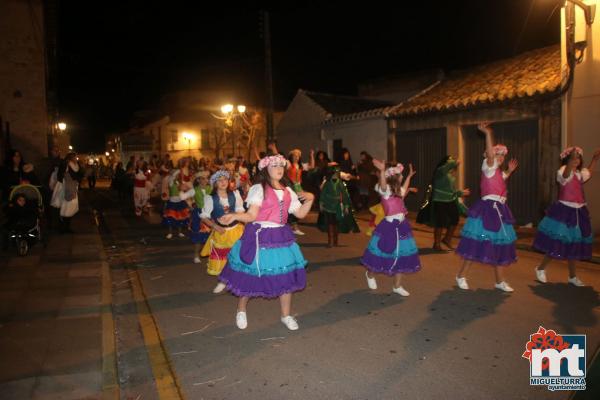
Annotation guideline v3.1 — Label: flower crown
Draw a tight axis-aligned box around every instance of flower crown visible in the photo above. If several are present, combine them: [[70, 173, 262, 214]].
[[560, 146, 583, 160], [209, 170, 230, 186], [258, 155, 288, 171], [483, 144, 508, 158], [384, 163, 404, 178]]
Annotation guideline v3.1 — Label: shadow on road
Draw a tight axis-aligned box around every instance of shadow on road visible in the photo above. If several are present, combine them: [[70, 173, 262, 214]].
[[528, 283, 599, 333]]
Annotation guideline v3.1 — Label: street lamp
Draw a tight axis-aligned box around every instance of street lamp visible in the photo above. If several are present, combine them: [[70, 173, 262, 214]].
[[105, 152, 110, 157], [220, 104, 246, 157], [68, 145, 73, 151], [58, 122, 67, 132]]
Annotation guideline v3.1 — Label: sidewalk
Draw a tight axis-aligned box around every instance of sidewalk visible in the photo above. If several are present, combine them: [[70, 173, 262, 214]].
[[0, 197, 116, 399], [355, 210, 600, 265]]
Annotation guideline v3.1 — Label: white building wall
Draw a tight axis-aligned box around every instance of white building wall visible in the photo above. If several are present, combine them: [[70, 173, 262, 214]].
[[562, 1, 600, 233], [322, 118, 389, 162], [276, 91, 328, 156]]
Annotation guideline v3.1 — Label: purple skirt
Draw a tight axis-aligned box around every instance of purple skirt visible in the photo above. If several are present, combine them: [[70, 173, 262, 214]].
[[219, 223, 307, 298], [533, 202, 593, 260], [456, 199, 517, 266], [360, 218, 421, 276]]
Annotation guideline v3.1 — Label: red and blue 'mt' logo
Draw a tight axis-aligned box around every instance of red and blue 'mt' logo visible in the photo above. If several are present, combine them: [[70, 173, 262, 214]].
[[522, 326, 586, 391]]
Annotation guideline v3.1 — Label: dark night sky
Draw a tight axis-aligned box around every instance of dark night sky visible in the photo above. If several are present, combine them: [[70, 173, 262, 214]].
[[58, 0, 562, 152]]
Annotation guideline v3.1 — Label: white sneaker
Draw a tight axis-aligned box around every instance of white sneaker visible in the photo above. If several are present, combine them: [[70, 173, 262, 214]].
[[166, 233, 173, 239], [178, 232, 186, 238], [193, 257, 201, 264], [535, 267, 547, 283], [365, 271, 377, 290], [213, 282, 226, 294], [392, 286, 410, 296], [495, 281, 514, 292], [236, 311, 247, 330], [568, 277, 585, 287], [456, 276, 469, 290], [293, 229, 305, 236], [281, 315, 299, 331]]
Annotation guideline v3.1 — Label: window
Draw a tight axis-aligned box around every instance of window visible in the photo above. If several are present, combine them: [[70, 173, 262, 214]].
[[170, 129, 178, 143]]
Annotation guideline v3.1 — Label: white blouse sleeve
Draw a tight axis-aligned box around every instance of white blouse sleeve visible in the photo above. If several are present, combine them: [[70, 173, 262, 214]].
[[556, 166, 574, 186], [287, 187, 302, 214], [246, 184, 264, 206], [200, 195, 214, 219], [375, 184, 392, 199], [233, 191, 245, 212], [481, 159, 499, 178], [179, 188, 196, 201], [581, 168, 591, 183]]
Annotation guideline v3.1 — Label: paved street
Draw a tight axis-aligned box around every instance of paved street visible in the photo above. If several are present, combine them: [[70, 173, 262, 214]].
[[1, 187, 599, 399]]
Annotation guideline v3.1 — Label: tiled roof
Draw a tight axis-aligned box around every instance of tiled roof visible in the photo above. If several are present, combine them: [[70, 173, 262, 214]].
[[301, 90, 394, 116], [389, 45, 561, 116]]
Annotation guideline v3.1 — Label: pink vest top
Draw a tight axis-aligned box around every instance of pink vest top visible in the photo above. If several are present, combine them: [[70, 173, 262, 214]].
[[256, 185, 291, 224], [559, 172, 585, 204], [480, 168, 507, 198], [381, 195, 407, 216]]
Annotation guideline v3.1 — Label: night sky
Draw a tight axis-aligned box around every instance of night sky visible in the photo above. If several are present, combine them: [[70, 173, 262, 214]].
[[58, 0, 562, 152]]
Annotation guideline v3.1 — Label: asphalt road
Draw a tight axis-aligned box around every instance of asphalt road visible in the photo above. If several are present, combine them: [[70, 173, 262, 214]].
[[92, 188, 600, 400]]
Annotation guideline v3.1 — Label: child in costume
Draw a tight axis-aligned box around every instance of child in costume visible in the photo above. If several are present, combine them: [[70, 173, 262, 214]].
[[185, 171, 212, 264], [367, 187, 419, 237], [200, 170, 245, 293], [455, 122, 519, 292], [133, 161, 151, 217], [360, 160, 420, 296], [317, 164, 360, 247], [162, 169, 192, 239], [417, 156, 470, 251], [287, 148, 315, 235], [533, 146, 600, 286], [217, 155, 314, 331]]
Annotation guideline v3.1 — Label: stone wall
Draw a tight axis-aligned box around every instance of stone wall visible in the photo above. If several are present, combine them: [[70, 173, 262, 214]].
[[0, 0, 49, 166]]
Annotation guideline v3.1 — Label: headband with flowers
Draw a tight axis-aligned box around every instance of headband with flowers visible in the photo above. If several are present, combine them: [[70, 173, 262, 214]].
[[384, 163, 404, 178], [258, 155, 289, 171], [209, 170, 230, 186], [483, 144, 508, 158], [560, 146, 583, 160]]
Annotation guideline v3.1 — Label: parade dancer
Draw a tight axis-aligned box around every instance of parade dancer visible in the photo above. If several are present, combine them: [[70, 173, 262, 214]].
[[360, 160, 420, 296], [133, 161, 151, 216], [317, 164, 360, 247], [200, 170, 245, 293], [533, 147, 600, 286], [417, 156, 470, 251], [162, 168, 191, 239], [217, 155, 314, 331], [186, 171, 211, 264], [287, 148, 314, 235], [455, 122, 519, 292]]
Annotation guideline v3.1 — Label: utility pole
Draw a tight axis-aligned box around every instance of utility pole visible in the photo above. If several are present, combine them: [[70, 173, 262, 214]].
[[261, 10, 275, 147]]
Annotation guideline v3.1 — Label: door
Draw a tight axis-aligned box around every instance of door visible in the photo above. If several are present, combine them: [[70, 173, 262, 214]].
[[333, 139, 344, 163], [395, 128, 447, 211], [463, 119, 538, 226]]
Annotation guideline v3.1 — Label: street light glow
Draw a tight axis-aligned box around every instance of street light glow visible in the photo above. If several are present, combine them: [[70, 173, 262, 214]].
[[105, 152, 110, 156], [68, 145, 73, 150], [182, 132, 193, 141], [221, 104, 234, 114], [58, 122, 67, 131], [237, 105, 246, 113]]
